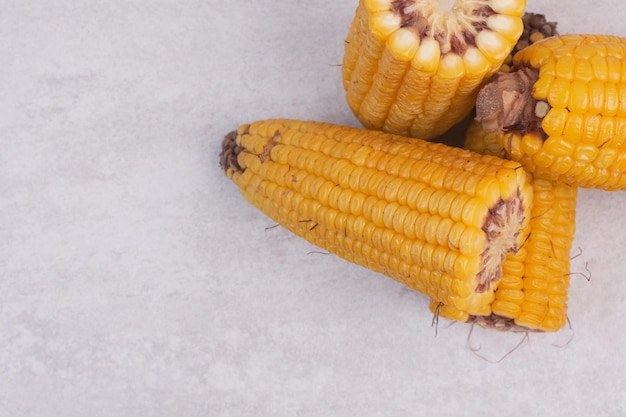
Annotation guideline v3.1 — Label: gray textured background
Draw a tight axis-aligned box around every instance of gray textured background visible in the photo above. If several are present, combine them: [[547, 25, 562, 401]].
[[2, 0, 626, 415]]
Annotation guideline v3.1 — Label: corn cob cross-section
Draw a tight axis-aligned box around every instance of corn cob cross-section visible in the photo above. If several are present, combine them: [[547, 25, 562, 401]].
[[429, 122, 577, 332], [476, 34, 626, 190], [221, 119, 533, 318], [342, 0, 526, 140]]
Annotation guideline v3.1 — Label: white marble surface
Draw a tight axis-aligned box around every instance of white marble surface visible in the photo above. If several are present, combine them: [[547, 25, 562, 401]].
[[2, 0, 626, 415]]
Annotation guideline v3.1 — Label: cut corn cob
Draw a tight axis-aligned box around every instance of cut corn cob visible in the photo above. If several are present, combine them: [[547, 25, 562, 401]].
[[476, 34, 626, 190], [221, 119, 533, 318], [342, 0, 526, 140], [429, 121, 577, 332]]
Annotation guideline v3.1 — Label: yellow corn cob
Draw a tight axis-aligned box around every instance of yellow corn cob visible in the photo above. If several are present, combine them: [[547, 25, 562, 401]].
[[476, 34, 626, 190], [342, 0, 526, 140], [429, 119, 577, 332], [221, 119, 533, 319]]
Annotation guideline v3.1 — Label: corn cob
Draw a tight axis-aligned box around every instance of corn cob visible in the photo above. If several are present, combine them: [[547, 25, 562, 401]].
[[430, 122, 577, 332], [476, 34, 626, 190], [221, 119, 533, 318], [342, 0, 526, 140]]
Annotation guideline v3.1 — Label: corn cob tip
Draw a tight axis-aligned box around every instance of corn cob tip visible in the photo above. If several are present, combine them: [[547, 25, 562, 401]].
[[220, 130, 244, 178], [475, 67, 541, 135], [222, 125, 282, 178]]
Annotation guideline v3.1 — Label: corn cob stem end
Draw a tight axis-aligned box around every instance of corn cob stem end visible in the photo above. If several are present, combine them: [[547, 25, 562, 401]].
[[220, 130, 244, 178], [468, 314, 543, 333], [475, 67, 543, 135]]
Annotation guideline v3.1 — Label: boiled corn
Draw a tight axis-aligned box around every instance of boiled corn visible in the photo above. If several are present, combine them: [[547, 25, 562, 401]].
[[342, 0, 526, 140], [221, 119, 533, 318]]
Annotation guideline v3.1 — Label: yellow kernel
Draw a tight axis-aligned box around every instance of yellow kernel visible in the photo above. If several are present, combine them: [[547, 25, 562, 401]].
[[383, 201, 401, 229], [555, 56, 576, 80], [586, 79, 606, 115], [423, 215, 442, 244], [331, 187, 356, 213], [594, 147, 618, 168], [543, 136, 575, 157], [330, 185, 348, 210], [437, 53, 465, 79], [448, 220, 467, 251], [499, 272, 524, 290], [405, 182, 428, 210], [364, 0, 391, 12], [453, 254, 481, 281], [448, 194, 470, 222], [458, 226, 487, 256], [349, 191, 367, 216], [515, 314, 542, 330], [574, 144, 599, 163], [491, 300, 522, 318], [326, 160, 347, 185], [391, 205, 411, 235], [476, 30, 511, 63], [516, 133, 540, 157], [415, 187, 435, 213], [368, 11, 400, 40], [488, 14, 524, 43], [498, 132, 523, 159], [547, 78, 571, 109], [549, 156, 574, 175], [435, 218, 454, 247], [533, 73, 554, 99], [387, 27, 420, 61], [371, 199, 389, 227], [412, 38, 441, 75], [402, 210, 420, 239], [541, 108, 568, 138], [365, 170, 386, 195], [436, 190, 458, 218], [474, 177, 501, 206], [496, 168, 521, 200], [569, 80, 589, 114], [460, 197, 488, 228], [489, 0, 525, 15], [532, 150, 556, 170]]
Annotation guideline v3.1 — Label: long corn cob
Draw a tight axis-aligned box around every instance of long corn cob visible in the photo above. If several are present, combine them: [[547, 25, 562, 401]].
[[430, 122, 577, 332], [476, 34, 626, 190], [221, 119, 533, 318], [342, 0, 526, 140]]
